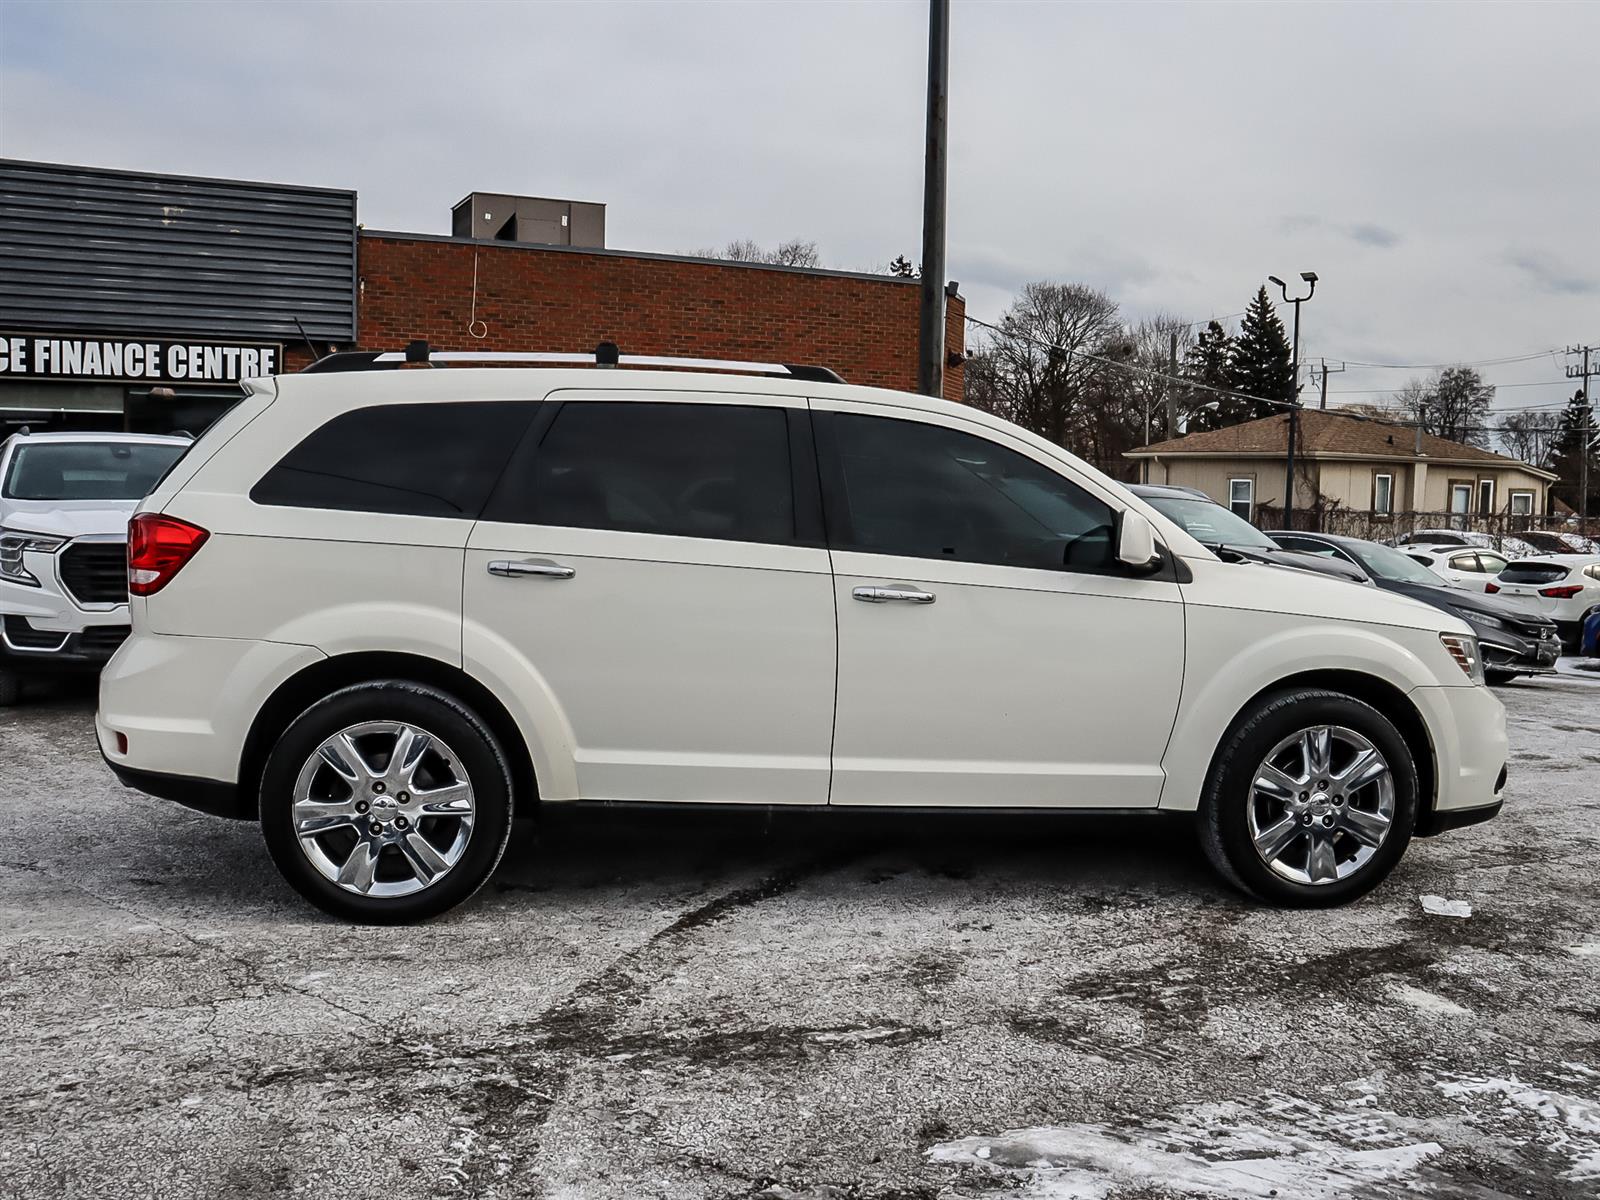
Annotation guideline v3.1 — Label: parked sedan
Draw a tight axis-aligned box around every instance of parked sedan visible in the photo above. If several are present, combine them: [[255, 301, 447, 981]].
[[1404, 546, 1510, 593], [1487, 556, 1600, 648], [1271, 531, 1560, 684], [1129, 485, 1368, 584]]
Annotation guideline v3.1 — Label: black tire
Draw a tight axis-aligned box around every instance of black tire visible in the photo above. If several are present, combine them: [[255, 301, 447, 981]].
[[0, 668, 21, 707], [259, 680, 515, 923], [1485, 669, 1519, 686], [1197, 688, 1418, 907]]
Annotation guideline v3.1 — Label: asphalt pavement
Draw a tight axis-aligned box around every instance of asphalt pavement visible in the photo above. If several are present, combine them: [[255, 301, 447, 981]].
[[2, 670, 1598, 1200]]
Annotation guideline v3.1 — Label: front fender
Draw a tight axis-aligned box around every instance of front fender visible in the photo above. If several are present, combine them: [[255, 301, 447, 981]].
[[1158, 608, 1443, 812]]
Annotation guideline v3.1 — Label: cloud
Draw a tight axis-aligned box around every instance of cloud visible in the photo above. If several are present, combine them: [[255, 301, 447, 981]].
[[1346, 224, 1402, 249], [1506, 252, 1597, 297]]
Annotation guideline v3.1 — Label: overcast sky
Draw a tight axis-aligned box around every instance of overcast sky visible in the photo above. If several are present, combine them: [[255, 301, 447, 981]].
[[2, 0, 1596, 413]]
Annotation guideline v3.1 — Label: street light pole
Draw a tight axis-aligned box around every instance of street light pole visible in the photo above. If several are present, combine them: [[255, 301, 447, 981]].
[[1269, 272, 1317, 529], [917, 0, 950, 399]]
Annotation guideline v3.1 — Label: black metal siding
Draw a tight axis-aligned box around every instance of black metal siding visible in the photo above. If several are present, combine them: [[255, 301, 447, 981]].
[[0, 159, 356, 341]]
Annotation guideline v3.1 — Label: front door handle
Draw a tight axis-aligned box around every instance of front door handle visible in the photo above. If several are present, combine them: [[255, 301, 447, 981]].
[[487, 558, 576, 580], [853, 584, 935, 604]]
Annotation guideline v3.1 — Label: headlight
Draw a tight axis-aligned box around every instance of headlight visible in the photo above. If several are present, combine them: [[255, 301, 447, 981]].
[[1439, 632, 1485, 684], [1457, 608, 1504, 631], [0, 528, 67, 588]]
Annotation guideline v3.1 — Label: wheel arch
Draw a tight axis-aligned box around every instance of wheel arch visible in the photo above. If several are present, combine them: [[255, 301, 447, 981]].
[[1204, 669, 1437, 829], [238, 651, 539, 821]]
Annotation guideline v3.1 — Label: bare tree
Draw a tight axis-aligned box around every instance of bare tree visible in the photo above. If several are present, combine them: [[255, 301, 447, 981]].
[[1497, 409, 1561, 469], [964, 281, 1122, 454], [1394, 367, 1495, 447], [694, 238, 822, 268]]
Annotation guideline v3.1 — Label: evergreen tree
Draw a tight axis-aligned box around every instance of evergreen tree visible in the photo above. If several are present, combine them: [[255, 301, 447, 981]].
[[1549, 388, 1598, 515], [1180, 320, 1238, 431], [1226, 286, 1296, 421]]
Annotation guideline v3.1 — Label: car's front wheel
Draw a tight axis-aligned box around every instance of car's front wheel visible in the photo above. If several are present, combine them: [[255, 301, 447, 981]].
[[259, 681, 514, 923], [0, 668, 20, 707], [1198, 688, 1418, 906]]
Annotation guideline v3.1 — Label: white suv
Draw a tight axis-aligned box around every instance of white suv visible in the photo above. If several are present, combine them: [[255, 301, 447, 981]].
[[97, 348, 1508, 922], [1489, 555, 1600, 647], [1, 430, 190, 705]]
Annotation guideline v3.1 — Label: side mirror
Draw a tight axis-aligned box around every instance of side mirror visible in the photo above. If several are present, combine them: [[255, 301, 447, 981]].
[[1116, 511, 1163, 572]]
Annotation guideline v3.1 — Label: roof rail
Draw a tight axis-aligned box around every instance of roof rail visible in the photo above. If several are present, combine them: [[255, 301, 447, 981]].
[[299, 341, 844, 384]]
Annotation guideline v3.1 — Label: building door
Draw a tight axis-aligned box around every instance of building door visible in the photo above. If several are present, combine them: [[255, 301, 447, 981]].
[[1450, 483, 1472, 529], [814, 401, 1186, 809]]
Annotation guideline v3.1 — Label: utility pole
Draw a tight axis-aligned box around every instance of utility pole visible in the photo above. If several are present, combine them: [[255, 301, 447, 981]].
[[1568, 344, 1598, 531], [1314, 357, 1345, 409], [1270, 273, 1318, 529], [1167, 330, 1179, 436], [917, 0, 950, 399]]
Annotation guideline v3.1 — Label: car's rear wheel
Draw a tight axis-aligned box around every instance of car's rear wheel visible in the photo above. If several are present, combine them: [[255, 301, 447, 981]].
[[1198, 688, 1418, 906], [259, 681, 514, 923]]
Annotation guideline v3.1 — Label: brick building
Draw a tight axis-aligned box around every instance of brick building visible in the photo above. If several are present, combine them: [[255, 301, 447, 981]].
[[1, 160, 962, 437], [356, 233, 963, 402]]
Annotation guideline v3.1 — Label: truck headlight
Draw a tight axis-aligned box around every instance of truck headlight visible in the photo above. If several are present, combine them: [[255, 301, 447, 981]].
[[1439, 632, 1485, 684], [0, 528, 67, 588]]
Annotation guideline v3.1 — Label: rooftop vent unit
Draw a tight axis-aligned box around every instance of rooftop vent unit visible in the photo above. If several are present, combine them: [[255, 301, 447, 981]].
[[450, 192, 605, 248]]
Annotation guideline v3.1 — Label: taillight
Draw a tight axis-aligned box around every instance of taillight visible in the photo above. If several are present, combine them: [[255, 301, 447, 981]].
[[1539, 584, 1583, 599], [128, 513, 209, 596], [1484, 582, 1499, 594]]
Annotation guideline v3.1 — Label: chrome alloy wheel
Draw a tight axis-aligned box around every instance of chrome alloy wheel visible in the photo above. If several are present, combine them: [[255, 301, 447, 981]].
[[291, 721, 476, 898], [1246, 725, 1396, 886]]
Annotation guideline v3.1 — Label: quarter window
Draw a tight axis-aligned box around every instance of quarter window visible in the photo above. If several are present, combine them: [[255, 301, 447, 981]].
[[827, 413, 1116, 570], [489, 401, 796, 545], [251, 402, 538, 517], [1228, 478, 1254, 521]]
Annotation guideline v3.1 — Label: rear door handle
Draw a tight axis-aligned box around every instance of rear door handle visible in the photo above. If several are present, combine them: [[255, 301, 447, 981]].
[[852, 584, 935, 604], [487, 558, 576, 580]]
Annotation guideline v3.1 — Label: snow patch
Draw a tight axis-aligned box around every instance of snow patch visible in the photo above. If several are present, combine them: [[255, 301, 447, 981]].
[[929, 1091, 1441, 1199], [1438, 1073, 1600, 1181], [1568, 942, 1600, 958], [1419, 894, 1472, 918], [929, 1125, 1439, 1199], [1389, 983, 1471, 1017]]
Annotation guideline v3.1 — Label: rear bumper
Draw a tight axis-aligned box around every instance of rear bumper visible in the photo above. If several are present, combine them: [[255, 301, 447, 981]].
[[102, 752, 249, 820]]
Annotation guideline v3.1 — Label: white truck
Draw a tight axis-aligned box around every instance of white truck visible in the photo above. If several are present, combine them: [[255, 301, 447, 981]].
[[0, 430, 189, 705]]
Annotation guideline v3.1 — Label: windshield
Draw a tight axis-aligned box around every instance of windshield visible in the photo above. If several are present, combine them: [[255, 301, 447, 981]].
[[1140, 494, 1277, 549], [2, 442, 186, 501], [1345, 539, 1450, 585]]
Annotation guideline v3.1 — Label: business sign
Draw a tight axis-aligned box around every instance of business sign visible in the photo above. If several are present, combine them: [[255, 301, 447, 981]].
[[0, 333, 282, 385]]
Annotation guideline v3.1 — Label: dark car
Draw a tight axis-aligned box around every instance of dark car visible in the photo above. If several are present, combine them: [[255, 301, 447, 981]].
[[1131, 485, 1368, 584], [1269, 530, 1561, 684]]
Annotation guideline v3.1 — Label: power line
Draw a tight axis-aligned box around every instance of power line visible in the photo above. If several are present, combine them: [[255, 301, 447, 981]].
[[1334, 349, 1565, 370]]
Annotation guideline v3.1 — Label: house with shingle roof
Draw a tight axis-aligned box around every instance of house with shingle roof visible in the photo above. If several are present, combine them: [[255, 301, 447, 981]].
[[1125, 409, 1556, 523]]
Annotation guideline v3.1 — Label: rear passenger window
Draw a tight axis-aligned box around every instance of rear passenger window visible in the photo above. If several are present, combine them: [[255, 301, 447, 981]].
[[487, 401, 795, 544], [827, 412, 1115, 570], [252, 402, 538, 517]]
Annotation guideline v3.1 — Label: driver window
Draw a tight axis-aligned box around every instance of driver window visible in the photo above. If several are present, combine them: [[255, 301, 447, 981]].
[[511, 401, 796, 544], [828, 412, 1115, 570]]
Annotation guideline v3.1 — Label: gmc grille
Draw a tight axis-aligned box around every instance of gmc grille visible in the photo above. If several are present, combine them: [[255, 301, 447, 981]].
[[59, 542, 128, 606]]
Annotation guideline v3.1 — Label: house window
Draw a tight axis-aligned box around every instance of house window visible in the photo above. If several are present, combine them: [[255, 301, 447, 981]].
[[1228, 478, 1254, 521], [1509, 490, 1534, 516], [1449, 483, 1472, 529], [1374, 473, 1393, 515], [1478, 479, 1495, 514]]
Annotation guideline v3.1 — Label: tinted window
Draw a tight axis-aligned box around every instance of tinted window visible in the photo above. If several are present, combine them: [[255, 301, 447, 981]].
[[1500, 561, 1572, 585], [3, 441, 185, 501], [829, 413, 1115, 570], [252, 402, 537, 517], [492, 401, 795, 544]]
